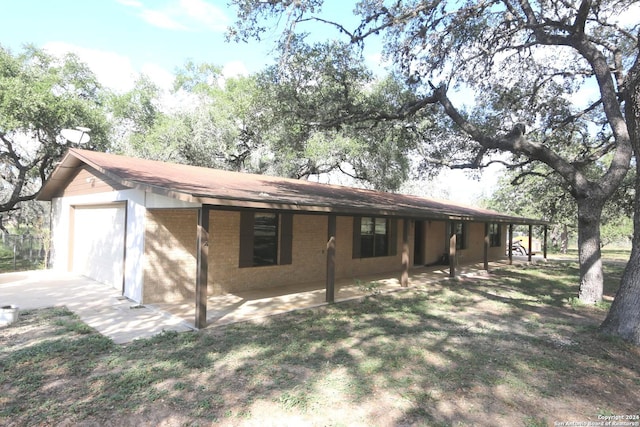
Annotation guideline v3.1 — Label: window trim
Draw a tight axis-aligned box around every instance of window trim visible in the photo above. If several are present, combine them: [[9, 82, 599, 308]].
[[454, 222, 467, 250], [253, 212, 279, 267], [353, 216, 397, 259], [239, 211, 293, 268], [489, 223, 502, 247]]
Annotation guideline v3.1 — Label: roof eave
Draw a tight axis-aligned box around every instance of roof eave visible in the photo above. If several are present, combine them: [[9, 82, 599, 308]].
[[38, 149, 551, 226]]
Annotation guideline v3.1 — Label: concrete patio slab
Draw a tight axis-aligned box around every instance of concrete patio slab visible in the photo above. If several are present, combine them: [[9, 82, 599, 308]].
[[0, 270, 193, 344], [155, 257, 543, 328], [0, 256, 545, 343]]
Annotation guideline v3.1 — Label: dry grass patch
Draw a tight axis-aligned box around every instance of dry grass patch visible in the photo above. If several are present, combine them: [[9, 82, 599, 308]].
[[1, 259, 639, 426]]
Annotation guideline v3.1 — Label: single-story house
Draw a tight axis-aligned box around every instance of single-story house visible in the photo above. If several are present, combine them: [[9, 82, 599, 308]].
[[37, 148, 548, 328]]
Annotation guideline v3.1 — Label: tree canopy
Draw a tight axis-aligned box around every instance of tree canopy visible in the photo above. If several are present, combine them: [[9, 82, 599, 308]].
[[230, 0, 635, 193], [485, 164, 634, 248], [228, 0, 640, 343], [0, 45, 110, 215], [115, 42, 431, 191]]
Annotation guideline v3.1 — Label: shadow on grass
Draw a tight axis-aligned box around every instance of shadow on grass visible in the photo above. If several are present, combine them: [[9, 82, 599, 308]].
[[1, 260, 638, 426]]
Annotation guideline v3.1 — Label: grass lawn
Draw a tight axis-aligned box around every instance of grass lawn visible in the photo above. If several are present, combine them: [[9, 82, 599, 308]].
[[0, 247, 44, 273], [1, 259, 639, 426]]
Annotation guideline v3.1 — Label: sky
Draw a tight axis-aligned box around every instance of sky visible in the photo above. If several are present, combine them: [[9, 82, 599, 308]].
[[0, 0, 500, 204], [1, 0, 276, 91]]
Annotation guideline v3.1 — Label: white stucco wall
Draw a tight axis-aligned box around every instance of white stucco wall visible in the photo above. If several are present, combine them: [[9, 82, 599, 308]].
[[50, 189, 199, 303]]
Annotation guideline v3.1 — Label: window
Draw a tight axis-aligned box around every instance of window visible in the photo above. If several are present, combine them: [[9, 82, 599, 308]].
[[353, 217, 396, 258], [239, 212, 293, 267], [454, 222, 467, 250], [253, 213, 278, 266], [489, 223, 502, 247]]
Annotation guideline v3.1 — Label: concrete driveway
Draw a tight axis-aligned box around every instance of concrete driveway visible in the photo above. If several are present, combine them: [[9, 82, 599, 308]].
[[0, 270, 193, 344]]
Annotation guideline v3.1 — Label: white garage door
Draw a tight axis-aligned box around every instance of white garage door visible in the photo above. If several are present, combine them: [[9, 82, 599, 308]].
[[72, 204, 126, 290]]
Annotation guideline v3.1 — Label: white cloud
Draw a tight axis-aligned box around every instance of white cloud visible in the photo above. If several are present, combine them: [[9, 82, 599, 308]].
[[617, 3, 640, 26], [44, 42, 139, 92], [222, 61, 249, 78], [180, 0, 228, 32], [140, 9, 189, 30], [118, 0, 229, 32], [41, 43, 256, 117], [116, 0, 143, 7], [43, 42, 177, 94], [140, 63, 175, 91], [365, 52, 391, 75]]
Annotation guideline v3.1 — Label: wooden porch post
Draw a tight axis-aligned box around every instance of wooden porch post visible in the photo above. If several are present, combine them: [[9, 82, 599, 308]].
[[483, 222, 489, 271], [508, 223, 514, 265], [449, 221, 457, 278], [527, 224, 533, 263], [543, 225, 548, 260], [195, 205, 210, 329], [326, 214, 336, 303], [401, 218, 410, 287]]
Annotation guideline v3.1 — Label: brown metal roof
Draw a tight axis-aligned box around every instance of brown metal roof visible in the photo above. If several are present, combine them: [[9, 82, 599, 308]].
[[37, 148, 548, 225]]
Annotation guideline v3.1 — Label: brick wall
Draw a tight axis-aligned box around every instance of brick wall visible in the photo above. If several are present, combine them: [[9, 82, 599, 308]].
[[208, 210, 327, 293], [458, 222, 507, 263], [334, 216, 405, 279], [459, 222, 485, 263], [207, 212, 408, 294], [142, 209, 508, 303], [419, 220, 506, 265], [424, 220, 447, 265], [488, 224, 508, 259], [143, 209, 197, 303]]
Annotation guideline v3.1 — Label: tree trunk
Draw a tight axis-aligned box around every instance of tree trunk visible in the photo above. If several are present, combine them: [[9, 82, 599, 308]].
[[576, 198, 605, 304], [601, 55, 640, 344], [600, 167, 640, 344], [560, 224, 568, 254]]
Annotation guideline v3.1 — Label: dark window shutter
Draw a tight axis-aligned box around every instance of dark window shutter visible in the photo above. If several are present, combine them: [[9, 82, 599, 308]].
[[239, 211, 254, 268], [352, 216, 361, 259], [280, 213, 293, 265], [389, 218, 398, 256]]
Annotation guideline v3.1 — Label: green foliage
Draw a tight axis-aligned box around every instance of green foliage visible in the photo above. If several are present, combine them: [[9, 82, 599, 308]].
[[252, 40, 420, 189], [0, 44, 111, 214], [225, 0, 637, 229], [355, 280, 382, 295], [117, 42, 427, 191], [484, 166, 634, 248]]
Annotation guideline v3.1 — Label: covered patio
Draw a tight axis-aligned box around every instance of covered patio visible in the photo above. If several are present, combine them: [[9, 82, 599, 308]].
[[154, 256, 543, 328], [37, 149, 550, 331]]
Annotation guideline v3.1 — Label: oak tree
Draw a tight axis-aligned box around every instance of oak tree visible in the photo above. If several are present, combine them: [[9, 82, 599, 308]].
[[0, 45, 110, 217], [230, 0, 637, 307]]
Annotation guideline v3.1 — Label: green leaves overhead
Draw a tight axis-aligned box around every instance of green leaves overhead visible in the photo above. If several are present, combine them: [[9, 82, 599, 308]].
[[0, 44, 110, 212], [117, 40, 427, 191]]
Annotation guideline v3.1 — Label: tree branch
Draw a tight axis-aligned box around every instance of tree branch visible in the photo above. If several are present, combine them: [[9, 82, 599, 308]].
[[572, 0, 591, 34], [298, 16, 355, 40], [511, 170, 553, 185], [428, 82, 594, 194], [552, 99, 603, 130]]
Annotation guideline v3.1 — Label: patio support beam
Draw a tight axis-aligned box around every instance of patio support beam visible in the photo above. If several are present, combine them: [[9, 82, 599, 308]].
[[326, 214, 336, 303], [543, 225, 548, 259], [483, 222, 489, 271], [401, 218, 410, 287], [528, 224, 533, 263], [508, 223, 514, 265], [449, 221, 457, 278], [195, 205, 210, 329]]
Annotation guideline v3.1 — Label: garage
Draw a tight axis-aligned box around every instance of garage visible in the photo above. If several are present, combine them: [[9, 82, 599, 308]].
[[71, 203, 126, 290]]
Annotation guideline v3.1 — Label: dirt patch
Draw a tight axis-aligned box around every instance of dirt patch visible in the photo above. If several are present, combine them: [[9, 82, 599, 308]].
[[1, 262, 639, 426]]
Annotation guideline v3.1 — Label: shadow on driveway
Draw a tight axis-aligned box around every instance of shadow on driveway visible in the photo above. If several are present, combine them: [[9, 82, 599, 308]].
[[0, 270, 193, 344]]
